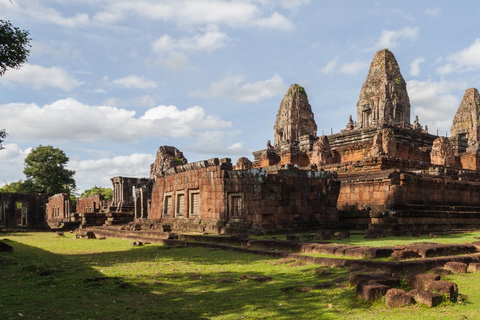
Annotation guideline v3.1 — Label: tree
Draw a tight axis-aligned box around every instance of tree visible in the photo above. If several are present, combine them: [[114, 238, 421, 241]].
[[0, 129, 6, 150], [80, 186, 113, 201], [0, 19, 31, 76], [0, 179, 34, 193], [23, 145, 76, 196]]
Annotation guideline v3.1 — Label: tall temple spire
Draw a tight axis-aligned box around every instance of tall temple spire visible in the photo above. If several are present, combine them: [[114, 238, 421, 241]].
[[451, 88, 480, 147], [356, 49, 411, 128], [273, 84, 317, 146]]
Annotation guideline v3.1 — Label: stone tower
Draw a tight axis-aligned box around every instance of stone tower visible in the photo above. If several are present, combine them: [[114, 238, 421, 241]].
[[356, 49, 411, 128], [273, 84, 317, 147], [450, 88, 480, 147]]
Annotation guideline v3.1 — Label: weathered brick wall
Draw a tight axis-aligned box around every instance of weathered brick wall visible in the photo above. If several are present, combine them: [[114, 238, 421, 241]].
[[76, 194, 105, 214], [150, 161, 226, 221], [46, 193, 71, 222], [148, 159, 340, 232], [225, 168, 340, 230]]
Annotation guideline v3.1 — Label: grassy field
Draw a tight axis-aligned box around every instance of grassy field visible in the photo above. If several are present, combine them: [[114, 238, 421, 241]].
[[1, 232, 480, 320]]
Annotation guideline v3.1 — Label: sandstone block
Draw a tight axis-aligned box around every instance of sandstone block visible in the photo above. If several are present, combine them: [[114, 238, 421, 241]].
[[467, 262, 480, 272], [404, 273, 440, 291], [424, 280, 458, 300], [385, 288, 414, 308], [391, 249, 421, 261], [444, 261, 468, 273], [409, 289, 443, 307], [356, 283, 390, 301]]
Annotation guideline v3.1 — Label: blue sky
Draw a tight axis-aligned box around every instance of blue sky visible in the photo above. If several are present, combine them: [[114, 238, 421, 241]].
[[1, 0, 480, 193]]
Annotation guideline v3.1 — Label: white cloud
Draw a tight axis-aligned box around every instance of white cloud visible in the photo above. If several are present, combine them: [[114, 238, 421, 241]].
[[339, 61, 369, 75], [0, 98, 232, 143], [0, 0, 90, 28], [0, 64, 80, 91], [0, 144, 31, 185], [321, 58, 338, 74], [186, 130, 247, 155], [409, 57, 426, 77], [279, 0, 311, 10], [111, 75, 158, 89], [408, 79, 465, 134], [95, 0, 296, 30], [71, 153, 155, 192], [152, 28, 229, 54], [437, 39, 480, 74], [255, 12, 293, 30], [376, 26, 419, 49], [152, 26, 229, 69], [189, 74, 288, 102]]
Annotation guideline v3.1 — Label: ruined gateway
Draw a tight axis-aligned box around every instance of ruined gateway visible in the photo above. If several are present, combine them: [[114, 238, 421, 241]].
[[41, 49, 480, 234]]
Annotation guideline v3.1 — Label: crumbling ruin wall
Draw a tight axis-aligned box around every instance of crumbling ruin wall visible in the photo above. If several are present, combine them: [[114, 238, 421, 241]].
[[339, 170, 480, 231], [0, 192, 48, 229], [46, 193, 73, 228], [76, 194, 105, 214], [225, 167, 340, 231], [147, 157, 340, 233]]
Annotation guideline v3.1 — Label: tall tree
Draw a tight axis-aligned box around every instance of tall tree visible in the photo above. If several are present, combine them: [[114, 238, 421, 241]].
[[0, 19, 31, 76], [23, 145, 76, 196]]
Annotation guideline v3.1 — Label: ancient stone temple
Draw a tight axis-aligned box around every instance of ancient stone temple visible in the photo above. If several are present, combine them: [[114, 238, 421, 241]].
[[56, 48, 480, 235], [356, 49, 410, 128]]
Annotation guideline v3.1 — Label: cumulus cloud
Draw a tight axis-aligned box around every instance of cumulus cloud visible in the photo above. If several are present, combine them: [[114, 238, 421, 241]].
[[70, 153, 155, 191], [152, 26, 229, 69], [339, 61, 369, 75], [0, 0, 90, 28], [0, 64, 80, 91], [94, 0, 296, 30], [409, 57, 426, 77], [0, 144, 31, 185], [376, 26, 419, 49], [111, 75, 158, 89], [189, 74, 288, 102], [408, 79, 465, 134], [437, 39, 480, 74], [185, 130, 248, 156], [0, 98, 232, 143]]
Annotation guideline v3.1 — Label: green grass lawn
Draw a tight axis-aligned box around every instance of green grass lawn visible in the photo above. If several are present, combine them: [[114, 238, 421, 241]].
[[1, 232, 480, 320]]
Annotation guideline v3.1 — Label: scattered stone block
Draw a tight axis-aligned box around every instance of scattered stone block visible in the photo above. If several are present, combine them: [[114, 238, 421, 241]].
[[86, 231, 96, 239], [349, 273, 400, 287], [467, 262, 480, 272], [409, 289, 443, 307], [315, 230, 334, 240], [356, 283, 390, 301], [391, 249, 421, 261], [430, 267, 451, 275], [55, 231, 64, 237], [364, 247, 394, 259], [444, 261, 467, 273], [404, 273, 440, 291], [424, 280, 458, 300], [385, 288, 414, 308], [0, 241, 13, 252]]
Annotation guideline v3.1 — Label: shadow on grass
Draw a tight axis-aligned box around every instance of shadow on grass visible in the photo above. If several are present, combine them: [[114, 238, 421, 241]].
[[0, 238, 374, 320]]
